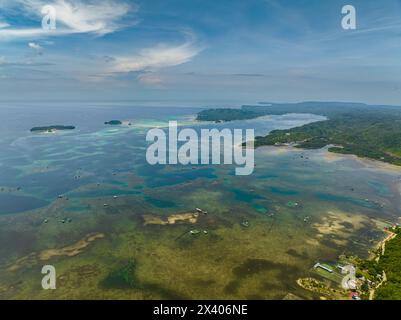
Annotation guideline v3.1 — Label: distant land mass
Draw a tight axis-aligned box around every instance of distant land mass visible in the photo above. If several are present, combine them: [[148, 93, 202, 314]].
[[30, 125, 75, 132], [104, 120, 122, 125], [197, 109, 265, 122], [198, 102, 401, 166]]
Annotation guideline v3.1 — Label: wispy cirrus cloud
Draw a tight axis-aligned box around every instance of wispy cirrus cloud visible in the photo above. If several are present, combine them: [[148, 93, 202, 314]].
[[0, 0, 137, 41], [137, 73, 163, 85], [0, 57, 53, 67], [111, 39, 202, 74]]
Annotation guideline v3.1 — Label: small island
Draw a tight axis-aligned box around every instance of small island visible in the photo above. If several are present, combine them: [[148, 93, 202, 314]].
[[30, 125, 75, 133], [104, 120, 122, 125]]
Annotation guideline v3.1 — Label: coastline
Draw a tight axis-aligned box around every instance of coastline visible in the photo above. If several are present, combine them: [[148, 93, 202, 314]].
[[323, 149, 401, 173], [257, 144, 401, 172], [296, 227, 400, 300], [368, 229, 399, 300], [371, 229, 397, 262]]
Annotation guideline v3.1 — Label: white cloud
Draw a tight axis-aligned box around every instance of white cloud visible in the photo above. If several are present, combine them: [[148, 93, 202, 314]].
[[28, 42, 42, 50], [112, 40, 201, 73], [0, 22, 10, 29], [0, 0, 136, 41], [138, 73, 162, 85]]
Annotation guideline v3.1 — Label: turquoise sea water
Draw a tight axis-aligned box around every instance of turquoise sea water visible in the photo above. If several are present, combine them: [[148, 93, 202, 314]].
[[0, 103, 330, 214], [0, 103, 400, 299]]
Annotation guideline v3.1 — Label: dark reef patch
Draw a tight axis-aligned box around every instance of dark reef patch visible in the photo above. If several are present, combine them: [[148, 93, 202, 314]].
[[144, 196, 176, 208], [286, 249, 309, 259], [0, 194, 49, 215], [0, 229, 37, 263], [224, 279, 241, 295], [100, 260, 188, 299], [340, 221, 354, 229], [100, 261, 138, 289], [232, 258, 299, 279]]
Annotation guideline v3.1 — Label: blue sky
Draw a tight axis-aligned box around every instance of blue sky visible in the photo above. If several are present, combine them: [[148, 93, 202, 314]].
[[1, 0, 401, 105]]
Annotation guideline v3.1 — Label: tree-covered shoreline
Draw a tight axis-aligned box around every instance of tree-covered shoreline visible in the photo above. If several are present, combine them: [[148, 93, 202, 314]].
[[30, 125, 76, 132], [375, 227, 401, 299], [198, 102, 401, 166]]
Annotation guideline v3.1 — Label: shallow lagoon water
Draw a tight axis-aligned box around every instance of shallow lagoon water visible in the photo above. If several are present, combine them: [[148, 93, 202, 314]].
[[0, 103, 400, 299]]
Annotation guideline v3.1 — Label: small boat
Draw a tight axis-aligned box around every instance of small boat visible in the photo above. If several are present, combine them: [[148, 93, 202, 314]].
[[196, 208, 208, 215], [190, 230, 200, 235]]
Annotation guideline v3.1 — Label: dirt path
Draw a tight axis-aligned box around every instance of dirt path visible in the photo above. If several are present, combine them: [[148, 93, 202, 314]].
[[369, 230, 396, 300], [369, 271, 387, 300], [375, 231, 396, 263]]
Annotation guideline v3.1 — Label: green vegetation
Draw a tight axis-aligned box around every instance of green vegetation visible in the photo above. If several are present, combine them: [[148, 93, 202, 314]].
[[357, 259, 383, 280], [376, 228, 401, 300], [198, 102, 401, 165], [30, 125, 75, 132], [297, 277, 348, 300], [104, 120, 122, 125], [254, 113, 401, 165], [196, 108, 264, 122], [349, 227, 401, 300]]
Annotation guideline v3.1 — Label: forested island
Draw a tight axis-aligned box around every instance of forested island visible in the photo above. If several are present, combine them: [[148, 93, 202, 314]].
[[197, 109, 265, 122], [104, 120, 122, 125], [30, 125, 75, 133], [198, 102, 401, 166]]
